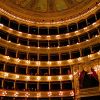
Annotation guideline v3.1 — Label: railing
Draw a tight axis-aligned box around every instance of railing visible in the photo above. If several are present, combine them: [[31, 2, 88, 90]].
[[0, 89, 74, 98], [79, 87, 100, 97]]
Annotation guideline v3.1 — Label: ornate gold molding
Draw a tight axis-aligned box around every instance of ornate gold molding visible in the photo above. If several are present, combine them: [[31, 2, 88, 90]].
[[0, 20, 99, 40], [0, 52, 100, 67], [79, 87, 100, 97], [0, 89, 73, 98], [0, 34, 99, 53], [0, 0, 99, 26], [0, 71, 72, 82]]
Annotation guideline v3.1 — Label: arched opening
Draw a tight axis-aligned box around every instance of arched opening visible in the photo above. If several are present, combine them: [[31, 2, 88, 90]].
[[79, 68, 99, 89]]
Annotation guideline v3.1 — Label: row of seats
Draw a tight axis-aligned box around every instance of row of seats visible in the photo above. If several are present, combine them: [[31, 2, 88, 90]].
[[0, 10, 99, 35], [0, 43, 100, 60], [0, 69, 99, 90], [0, 62, 71, 75], [0, 79, 72, 91], [0, 27, 100, 47]]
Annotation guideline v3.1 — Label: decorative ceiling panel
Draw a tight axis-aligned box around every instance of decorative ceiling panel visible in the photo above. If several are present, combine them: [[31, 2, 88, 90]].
[[6, 0, 91, 12], [0, 0, 98, 24], [55, 0, 68, 11]]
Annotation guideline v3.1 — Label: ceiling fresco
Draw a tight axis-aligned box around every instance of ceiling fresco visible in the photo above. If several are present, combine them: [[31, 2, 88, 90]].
[[9, 0, 87, 12]]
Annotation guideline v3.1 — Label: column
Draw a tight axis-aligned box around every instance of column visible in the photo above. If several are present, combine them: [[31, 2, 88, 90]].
[[72, 65, 80, 100]]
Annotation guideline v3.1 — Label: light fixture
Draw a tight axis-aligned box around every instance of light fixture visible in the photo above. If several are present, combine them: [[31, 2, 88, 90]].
[[68, 59, 72, 63], [69, 74, 73, 80], [27, 46, 30, 48], [2, 91, 7, 96], [17, 43, 20, 46], [9, 28, 13, 31], [37, 35, 41, 38], [58, 76, 62, 80], [25, 92, 30, 97], [16, 75, 19, 79], [94, 65, 98, 72], [78, 57, 82, 61], [28, 34, 31, 36], [57, 46, 60, 48], [92, 22, 96, 25], [6, 56, 10, 60], [26, 76, 30, 80], [48, 61, 51, 65], [59, 91, 63, 96], [97, 51, 100, 55], [70, 91, 74, 96], [95, 35, 98, 37], [16, 58, 20, 63], [36, 61, 40, 66], [56, 35, 60, 37], [67, 45, 69, 47], [18, 31, 22, 34], [74, 71, 78, 75], [48, 76, 51, 81], [8, 40, 11, 43], [37, 76, 41, 81], [88, 54, 92, 58], [66, 33, 69, 36], [47, 35, 50, 38], [0, 23, 4, 27], [75, 31, 78, 33], [26, 60, 30, 64], [48, 92, 52, 96], [14, 92, 19, 97], [4, 73, 9, 77], [37, 93, 41, 97], [57, 61, 61, 64], [84, 27, 87, 30]]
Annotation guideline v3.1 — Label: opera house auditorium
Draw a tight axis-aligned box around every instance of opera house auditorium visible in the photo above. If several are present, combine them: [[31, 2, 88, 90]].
[[0, 0, 100, 100]]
